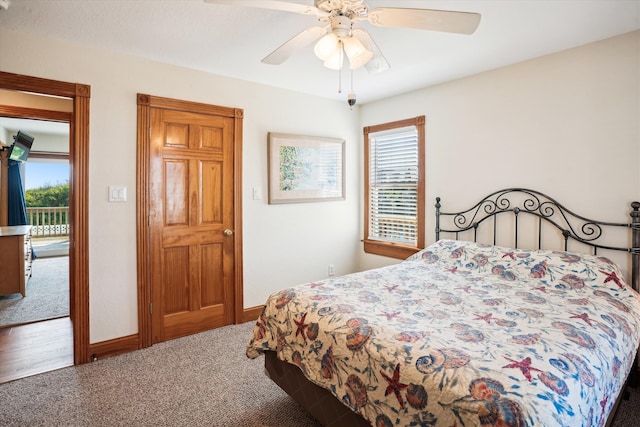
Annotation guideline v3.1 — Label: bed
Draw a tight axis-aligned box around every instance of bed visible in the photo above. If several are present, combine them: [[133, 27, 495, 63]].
[[246, 188, 640, 426]]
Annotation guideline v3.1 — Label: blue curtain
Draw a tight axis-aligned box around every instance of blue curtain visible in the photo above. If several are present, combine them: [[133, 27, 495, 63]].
[[7, 159, 36, 258], [7, 159, 28, 225]]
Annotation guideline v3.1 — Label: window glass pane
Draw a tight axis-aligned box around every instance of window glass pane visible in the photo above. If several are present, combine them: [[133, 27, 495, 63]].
[[368, 125, 418, 245]]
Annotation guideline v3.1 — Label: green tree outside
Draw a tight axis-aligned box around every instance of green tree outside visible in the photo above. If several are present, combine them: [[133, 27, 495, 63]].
[[25, 183, 69, 207]]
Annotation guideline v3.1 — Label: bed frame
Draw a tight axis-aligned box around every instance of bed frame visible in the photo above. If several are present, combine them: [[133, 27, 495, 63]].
[[435, 188, 640, 295], [265, 188, 640, 427]]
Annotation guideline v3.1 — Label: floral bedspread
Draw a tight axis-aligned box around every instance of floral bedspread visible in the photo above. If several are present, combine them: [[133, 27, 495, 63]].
[[246, 240, 640, 426]]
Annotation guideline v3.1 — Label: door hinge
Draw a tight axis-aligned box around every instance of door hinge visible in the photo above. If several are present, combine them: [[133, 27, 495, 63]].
[[149, 302, 152, 315]]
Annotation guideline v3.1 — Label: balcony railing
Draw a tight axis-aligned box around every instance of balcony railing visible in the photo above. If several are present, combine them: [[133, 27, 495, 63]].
[[371, 215, 417, 244], [26, 207, 70, 238]]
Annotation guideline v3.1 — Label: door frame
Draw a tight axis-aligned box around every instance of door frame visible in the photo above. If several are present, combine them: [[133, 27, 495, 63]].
[[136, 94, 244, 348], [0, 71, 91, 364]]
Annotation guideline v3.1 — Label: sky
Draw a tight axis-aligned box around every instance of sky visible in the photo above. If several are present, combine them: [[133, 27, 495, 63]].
[[25, 162, 69, 190]]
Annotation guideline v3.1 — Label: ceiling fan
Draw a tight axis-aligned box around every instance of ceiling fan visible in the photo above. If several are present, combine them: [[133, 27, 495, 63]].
[[204, 0, 481, 74]]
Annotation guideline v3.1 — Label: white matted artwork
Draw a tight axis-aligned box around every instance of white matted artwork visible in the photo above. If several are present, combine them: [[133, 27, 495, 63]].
[[268, 132, 345, 204]]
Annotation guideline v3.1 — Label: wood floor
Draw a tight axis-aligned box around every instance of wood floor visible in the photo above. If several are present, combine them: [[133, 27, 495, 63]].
[[0, 317, 73, 384]]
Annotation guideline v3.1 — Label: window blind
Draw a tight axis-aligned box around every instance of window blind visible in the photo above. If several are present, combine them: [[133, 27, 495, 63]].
[[368, 125, 418, 245]]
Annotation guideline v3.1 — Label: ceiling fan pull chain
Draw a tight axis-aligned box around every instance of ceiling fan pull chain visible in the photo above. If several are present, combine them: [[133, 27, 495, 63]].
[[348, 69, 356, 109], [337, 41, 343, 93]]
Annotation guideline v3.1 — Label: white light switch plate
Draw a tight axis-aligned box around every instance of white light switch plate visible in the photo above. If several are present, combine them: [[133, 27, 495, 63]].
[[108, 185, 127, 202], [252, 187, 262, 200]]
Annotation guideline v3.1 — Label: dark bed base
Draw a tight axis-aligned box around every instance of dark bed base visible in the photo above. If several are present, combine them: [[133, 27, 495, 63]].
[[264, 351, 369, 427], [263, 189, 640, 426]]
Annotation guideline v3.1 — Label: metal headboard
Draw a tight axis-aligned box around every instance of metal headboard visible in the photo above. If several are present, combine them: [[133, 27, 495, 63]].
[[435, 188, 640, 293]]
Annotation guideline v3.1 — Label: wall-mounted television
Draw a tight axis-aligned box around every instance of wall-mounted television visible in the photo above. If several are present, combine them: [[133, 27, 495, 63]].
[[9, 131, 35, 162]]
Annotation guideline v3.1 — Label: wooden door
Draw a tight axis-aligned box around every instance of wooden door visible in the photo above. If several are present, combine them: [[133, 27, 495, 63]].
[[149, 107, 236, 343]]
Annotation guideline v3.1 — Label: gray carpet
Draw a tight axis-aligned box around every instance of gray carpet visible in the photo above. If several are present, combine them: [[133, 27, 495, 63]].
[[0, 321, 638, 426], [0, 322, 321, 426], [0, 256, 69, 327]]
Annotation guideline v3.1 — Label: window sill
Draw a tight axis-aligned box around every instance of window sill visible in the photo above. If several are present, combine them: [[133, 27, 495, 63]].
[[363, 239, 422, 260]]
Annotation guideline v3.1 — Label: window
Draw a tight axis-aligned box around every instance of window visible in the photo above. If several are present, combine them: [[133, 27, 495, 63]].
[[364, 116, 425, 259]]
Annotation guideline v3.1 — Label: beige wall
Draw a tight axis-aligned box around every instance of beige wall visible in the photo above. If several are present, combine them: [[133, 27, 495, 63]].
[[359, 30, 640, 271], [0, 28, 361, 343]]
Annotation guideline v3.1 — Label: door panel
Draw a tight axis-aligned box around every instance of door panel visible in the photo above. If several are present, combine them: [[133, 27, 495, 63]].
[[201, 126, 224, 150], [200, 161, 222, 224], [165, 123, 189, 148], [162, 246, 190, 314], [150, 107, 235, 343], [164, 160, 188, 226], [201, 243, 224, 306]]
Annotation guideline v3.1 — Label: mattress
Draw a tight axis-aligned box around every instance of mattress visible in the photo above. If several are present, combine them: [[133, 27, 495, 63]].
[[247, 239, 640, 426]]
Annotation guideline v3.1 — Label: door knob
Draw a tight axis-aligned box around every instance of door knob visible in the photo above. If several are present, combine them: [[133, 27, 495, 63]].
[[224, 229, 234, 236]]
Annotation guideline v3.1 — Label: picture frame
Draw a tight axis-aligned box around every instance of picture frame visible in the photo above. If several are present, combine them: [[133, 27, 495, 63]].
[[268, 132, 345, 204]]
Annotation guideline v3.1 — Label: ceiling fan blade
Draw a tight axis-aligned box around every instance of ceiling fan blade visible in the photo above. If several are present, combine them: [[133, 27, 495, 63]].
[[262, 26, 326, 65], [368, 8, 481, 35], [352, 29, 390, 74], [204, 0, 320, 16]]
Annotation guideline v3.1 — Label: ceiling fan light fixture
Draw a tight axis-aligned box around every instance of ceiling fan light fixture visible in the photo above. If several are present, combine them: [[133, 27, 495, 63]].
[[314, 32, 339, 61], [323, 44, 344, 70], [343, 36, 373, 69]]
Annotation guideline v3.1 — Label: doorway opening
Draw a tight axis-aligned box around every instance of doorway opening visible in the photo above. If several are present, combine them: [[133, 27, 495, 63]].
[[0, 71, 91, 380], [0, 118, 73, 383]]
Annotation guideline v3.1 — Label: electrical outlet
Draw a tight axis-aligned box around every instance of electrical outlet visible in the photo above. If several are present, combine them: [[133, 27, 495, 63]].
[[328, 264, 335, 276]]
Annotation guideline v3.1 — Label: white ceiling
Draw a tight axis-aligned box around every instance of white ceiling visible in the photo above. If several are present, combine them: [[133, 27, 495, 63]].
[[0, 0, 638, 105]]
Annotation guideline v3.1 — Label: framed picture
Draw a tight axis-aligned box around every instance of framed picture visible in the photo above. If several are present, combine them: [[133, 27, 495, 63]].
[[268, 132, 345, 204]]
